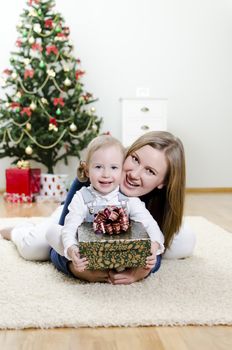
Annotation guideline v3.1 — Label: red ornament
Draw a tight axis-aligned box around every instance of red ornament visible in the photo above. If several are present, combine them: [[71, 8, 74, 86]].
[[45, 19, 53, 29], [28, 0, 40, 6], [53, 97, 65, 107], [24, 69, 34, 79], [31, 43, 43, 52], [75, 70, 85, 80], [16, 39, 22, 47], [3, 69, 12, 75], [49, 117, 57, 126], [46, 45, 58, 55], [20, 107, 32, 117], [11, 102, 21, 109]]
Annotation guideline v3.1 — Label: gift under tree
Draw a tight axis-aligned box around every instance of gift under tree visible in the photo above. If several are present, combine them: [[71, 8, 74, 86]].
[[0, 0, 102, 174]]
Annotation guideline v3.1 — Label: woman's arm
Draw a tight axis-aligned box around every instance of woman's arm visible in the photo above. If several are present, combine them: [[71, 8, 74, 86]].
[[58, 178, 89, 225]]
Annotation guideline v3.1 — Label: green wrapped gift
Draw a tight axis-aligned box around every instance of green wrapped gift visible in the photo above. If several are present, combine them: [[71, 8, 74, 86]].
[[78, 221, 151, 270]]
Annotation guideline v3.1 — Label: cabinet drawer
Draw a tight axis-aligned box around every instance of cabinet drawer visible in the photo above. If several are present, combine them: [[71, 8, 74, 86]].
[[121, 99, 167, 147]]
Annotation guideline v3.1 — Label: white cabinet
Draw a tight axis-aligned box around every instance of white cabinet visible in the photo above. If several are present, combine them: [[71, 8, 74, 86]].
[[121, 98, 167, 147]]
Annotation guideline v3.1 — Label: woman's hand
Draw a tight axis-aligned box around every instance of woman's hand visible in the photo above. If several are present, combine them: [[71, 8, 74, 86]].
[[145, 241, 159, 269], [67, 245, 88, 272]]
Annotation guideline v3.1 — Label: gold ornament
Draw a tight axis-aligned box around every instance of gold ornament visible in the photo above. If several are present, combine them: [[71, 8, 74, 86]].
[[41, 97, 48, 104], [70, 123, 77, 132], [25, 146, 33, 155], [92, 124, 98, 131], [30, 102, 36, 111], [16, 91, 22, 99], [26, 123, 31, 131], [90, 107, 96, 113], [28, 37, 35, 44], [47, 69, 56, 78], [33, 24, 42, 33], [11, 72, 18, 80], [23, 58, 31, 66], [64, 78, 71, 86]]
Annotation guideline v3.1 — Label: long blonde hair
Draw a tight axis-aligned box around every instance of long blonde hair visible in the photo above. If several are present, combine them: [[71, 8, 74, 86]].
[[77, 135, 125, 181], [126, 131, 186, 248]]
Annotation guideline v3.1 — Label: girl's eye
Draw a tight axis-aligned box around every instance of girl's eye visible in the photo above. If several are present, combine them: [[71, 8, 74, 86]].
[[111, 166, 118, 170], [95, 165, 102, 169], [146, 168, 155, 176], [131, 155, 139, 163]]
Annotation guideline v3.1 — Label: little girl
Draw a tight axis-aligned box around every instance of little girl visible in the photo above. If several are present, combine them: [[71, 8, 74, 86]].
[[46, 135, 164, 273]]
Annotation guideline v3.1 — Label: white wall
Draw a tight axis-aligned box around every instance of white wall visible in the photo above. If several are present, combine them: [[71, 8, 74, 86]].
[[0, 0, 231, 190]]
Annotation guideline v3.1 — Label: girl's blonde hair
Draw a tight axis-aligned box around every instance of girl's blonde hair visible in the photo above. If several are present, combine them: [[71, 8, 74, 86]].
[[77, 135, 125, 182], [126, 131, 186, 248]]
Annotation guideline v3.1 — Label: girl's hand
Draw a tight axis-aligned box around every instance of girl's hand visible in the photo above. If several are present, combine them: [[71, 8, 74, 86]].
[[67, 245, 88, 272], [145, 241, 159, 269]]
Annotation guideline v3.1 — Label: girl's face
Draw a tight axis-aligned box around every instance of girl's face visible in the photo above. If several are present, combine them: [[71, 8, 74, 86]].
[[120, 145, 168, 197], [87, 145, 124, 195]]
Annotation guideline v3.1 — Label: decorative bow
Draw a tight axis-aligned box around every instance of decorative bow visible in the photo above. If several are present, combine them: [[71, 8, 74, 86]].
[[53, 97, 65, 107], [31, 43, 43, 52], [46, 45, 58, 55], [24, 69, 34, 79], [17, 160, 30, 169], [93, 206, 130, 235], [20, 107, 32, 117]]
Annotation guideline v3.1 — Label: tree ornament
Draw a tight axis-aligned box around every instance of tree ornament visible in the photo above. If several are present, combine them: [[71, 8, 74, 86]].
[[30, 102, 36, 110], [39, 60, 45, 68], [16, 91, 22, 99], [23, 58, 31, 66], [90, 107, 96, 113], [25, 145, 33, 155], [23, 30, 28, 37], [29, 8, 37, 17], [47, 69, 56, 78], [56, 108, 61, 115], [28, 36, 35, 44], [38, 9, 42, 16], [55, 26, 61, 33], [41, 97, 48, 104], [92, 124, 98, 131], [70, 123, 77, 132], [33, 23, 42, 33], [26, 122, 31, 131], [11, 72, 18, 80], [17, 22, 23, 29], [64, 78, 71, 86]]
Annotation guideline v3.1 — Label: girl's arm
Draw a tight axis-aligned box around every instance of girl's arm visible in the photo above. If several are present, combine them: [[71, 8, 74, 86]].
[[59, 178, 89, 225]]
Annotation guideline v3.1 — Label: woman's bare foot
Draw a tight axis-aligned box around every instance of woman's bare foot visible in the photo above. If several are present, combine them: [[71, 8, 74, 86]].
[[69, 262, 110, 283], [0, 227, 13, 240]]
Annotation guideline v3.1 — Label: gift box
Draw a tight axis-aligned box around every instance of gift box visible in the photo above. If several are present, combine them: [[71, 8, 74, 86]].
[[78, 221, 151, 270], [5, 168, 41, 203]]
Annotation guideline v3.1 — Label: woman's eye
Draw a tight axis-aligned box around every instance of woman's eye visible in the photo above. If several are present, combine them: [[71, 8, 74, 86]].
[[111, 166, 118, 170], [95, 165, 102, 169], [131, 155, 139, 163]]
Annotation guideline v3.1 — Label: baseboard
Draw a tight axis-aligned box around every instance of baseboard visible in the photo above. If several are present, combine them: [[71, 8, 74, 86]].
[[186, 188, 232, 193]]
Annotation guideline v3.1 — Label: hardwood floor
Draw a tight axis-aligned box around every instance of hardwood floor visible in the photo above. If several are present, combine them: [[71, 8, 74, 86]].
[[0, 192, 232, 350]]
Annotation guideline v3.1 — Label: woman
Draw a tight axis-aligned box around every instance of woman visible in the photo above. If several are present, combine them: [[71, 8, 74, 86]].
[[49, 131, 196, 284]]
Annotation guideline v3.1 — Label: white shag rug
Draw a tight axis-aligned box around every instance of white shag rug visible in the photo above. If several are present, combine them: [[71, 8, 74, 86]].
[[0, 216, 231, 329]]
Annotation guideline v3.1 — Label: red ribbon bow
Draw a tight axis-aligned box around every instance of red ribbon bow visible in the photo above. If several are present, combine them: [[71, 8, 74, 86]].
[[53, 97, 65, 107], [28, 0, 40, 5], [49, 117, 57, 126], [31, 43, 43, 52], [75, 70, 85, 80], [46, 45, 58, 55], [20, 107, 32, 117], [24, 69, 34, 79], [93, 206, 130, 235]]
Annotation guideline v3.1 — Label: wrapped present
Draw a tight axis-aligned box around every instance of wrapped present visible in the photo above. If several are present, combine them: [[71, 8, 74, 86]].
[[78, 221, 151, 270], [5, 165, 41, 203]]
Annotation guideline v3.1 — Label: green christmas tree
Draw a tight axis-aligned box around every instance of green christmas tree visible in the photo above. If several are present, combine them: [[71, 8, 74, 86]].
[[0, 0, 102, 174]]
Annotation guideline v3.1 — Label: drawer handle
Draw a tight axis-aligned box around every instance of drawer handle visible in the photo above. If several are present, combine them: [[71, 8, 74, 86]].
[[141, 125, 150, 131], [140, 106, 150, 112]]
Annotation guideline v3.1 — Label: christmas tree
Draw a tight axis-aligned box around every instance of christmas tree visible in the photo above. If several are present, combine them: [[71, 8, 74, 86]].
[[0, 0, 102, 174]]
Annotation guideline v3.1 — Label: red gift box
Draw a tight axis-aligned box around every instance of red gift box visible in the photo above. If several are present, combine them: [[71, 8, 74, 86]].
[[5, 168, 41, 203]]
